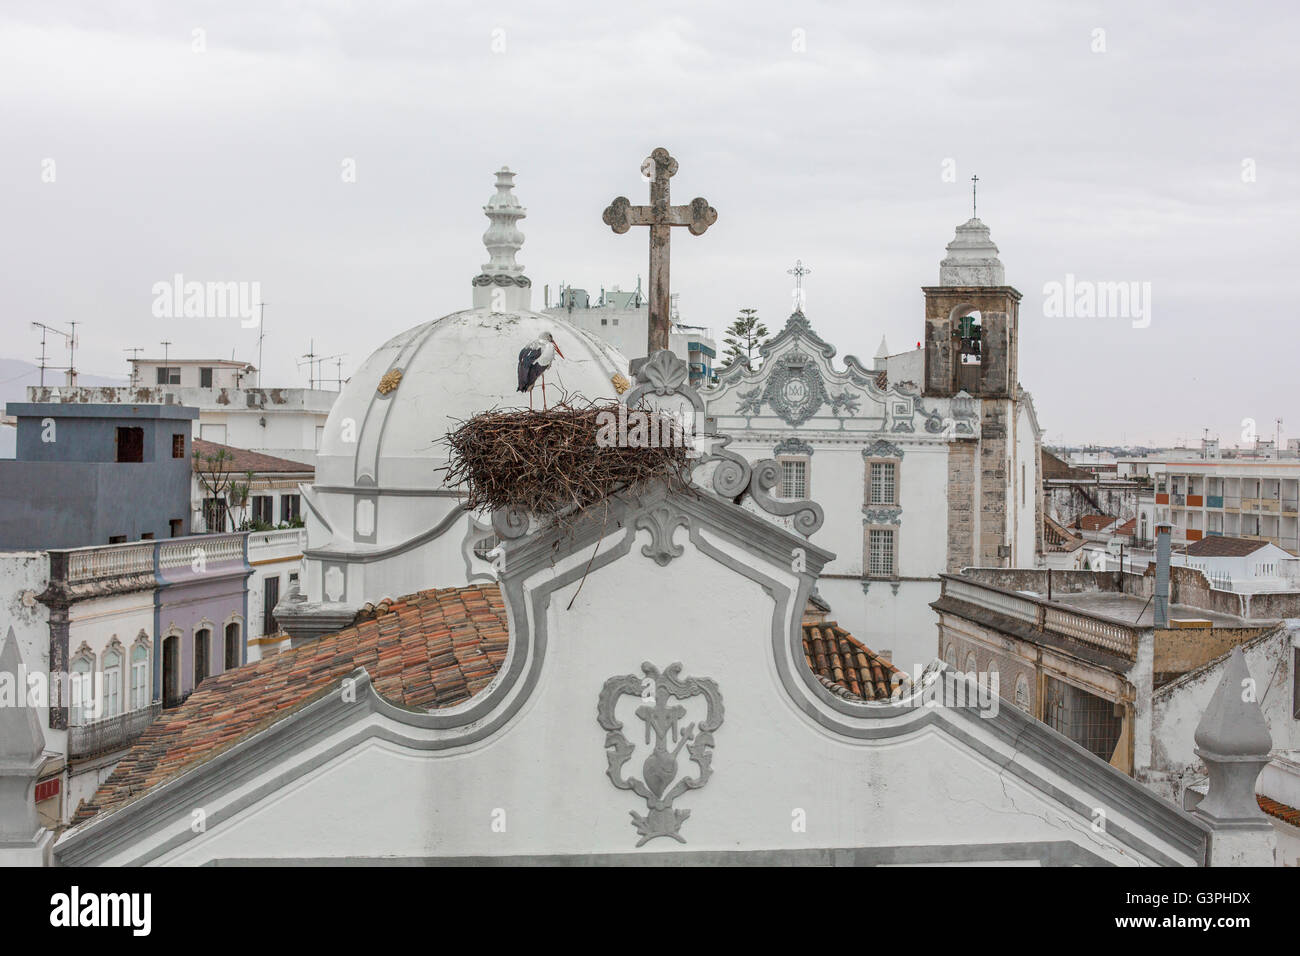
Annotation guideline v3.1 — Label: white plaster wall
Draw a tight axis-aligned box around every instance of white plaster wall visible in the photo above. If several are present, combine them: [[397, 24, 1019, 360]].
[[1147, 631, 1294, 804], [1014, 401, 1039, 565], [97, 526, 1196, 867]]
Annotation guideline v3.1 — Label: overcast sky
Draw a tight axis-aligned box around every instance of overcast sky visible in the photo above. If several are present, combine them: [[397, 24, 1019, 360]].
[[2, 1, 1295, 446]]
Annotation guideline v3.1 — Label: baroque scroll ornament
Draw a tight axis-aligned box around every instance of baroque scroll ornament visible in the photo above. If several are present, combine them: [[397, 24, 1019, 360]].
[[597, 662, 724, 846]]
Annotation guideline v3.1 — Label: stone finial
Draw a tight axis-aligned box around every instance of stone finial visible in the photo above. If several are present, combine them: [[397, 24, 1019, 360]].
[[0, 626, 49, 859], [1192, 647, 1274, 865], [0, 626, 42, 765], [874, 336, 890, 370], [1194, 647, 1273, 761], [473, 167, 532, 311], [481, 166, 526, 277], [939, 218, 1005, 287]]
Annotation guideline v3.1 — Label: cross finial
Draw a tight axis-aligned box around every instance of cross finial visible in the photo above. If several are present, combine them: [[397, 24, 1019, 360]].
[[971, 174, 979, 219], [603, 148, 717, 355], [787, 259, 811, 312]]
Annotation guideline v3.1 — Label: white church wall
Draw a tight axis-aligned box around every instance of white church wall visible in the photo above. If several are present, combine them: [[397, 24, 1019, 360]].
[[70, 508, 1203, 867], [1015, 400, 1039, 566]]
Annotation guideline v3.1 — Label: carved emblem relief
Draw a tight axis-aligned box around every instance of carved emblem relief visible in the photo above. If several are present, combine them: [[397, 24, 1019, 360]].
[[598, 662, 724, 846], [376, 368, 403, 396]]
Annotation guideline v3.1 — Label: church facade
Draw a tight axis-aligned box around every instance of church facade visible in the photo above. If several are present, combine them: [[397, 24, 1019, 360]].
[[702, 219, 1043, 668]]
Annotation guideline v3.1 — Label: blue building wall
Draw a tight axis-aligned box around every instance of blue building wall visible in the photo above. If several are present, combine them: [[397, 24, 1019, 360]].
[[0, 403, 198, 550]]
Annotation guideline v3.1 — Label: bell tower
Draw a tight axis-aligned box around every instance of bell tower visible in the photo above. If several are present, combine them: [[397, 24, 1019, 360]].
[[922, 218, 1020, 399]]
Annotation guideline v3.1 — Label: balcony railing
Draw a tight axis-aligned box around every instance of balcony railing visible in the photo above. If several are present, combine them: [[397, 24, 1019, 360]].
[[941, 576, 1139, 661], [1242, 498, 1280, 514], [158, 533, 244, 570], [67, 702, 162, 759], [1207, 495, 1224, 508], [65, 542, 155, 585]]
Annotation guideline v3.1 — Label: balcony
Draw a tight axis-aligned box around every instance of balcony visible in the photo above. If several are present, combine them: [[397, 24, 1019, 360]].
[[1242, 498, 1280, 514], [64, 541, 155, 585], [1207, 495, 1224, 508], [940, 577, 1139, 660], [68, 702, 162, 760], [1187, 494, 1204, 507]]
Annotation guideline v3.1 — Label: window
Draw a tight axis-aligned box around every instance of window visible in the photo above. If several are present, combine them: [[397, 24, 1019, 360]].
[[224, 622, 241, 671], [131, 643, 149, 711], [601, 318, 608, 326], [315, 425, 324, 450], [172, 434, 186, 458], [108, 535, 126, 544], [156, 366, 180, 385], [869, 462, 896, 505], [263, 576, 281, 636], [70, 656, 94, 725], [1014, 675, 1031, 713], [1022, 463, 1026, 507], [203, 498, 227, 532], [612, 318, 619, 326], [780, 460, 807, 498], [945, 645, 957, 668], [102, 646, 122, 718], [964, 652, 978, 676], [140, 532, 154, 540], [169, 518, 183, 537], [194, 628, 210, 686], [115, 426, 144, 462], [200, 367, 214, 388], [868, 528, 895, 577], [252, 495, 274, 524], [280, 494, 301, 522]]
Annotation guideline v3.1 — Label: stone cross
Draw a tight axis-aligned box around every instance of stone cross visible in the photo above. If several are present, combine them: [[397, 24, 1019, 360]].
[[971, 174, 979, 218], [787, 259, 811, 311], [603, 148, 717, 354]]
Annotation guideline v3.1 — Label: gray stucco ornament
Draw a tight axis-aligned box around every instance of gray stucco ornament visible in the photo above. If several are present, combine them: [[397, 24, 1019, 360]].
[[761, 352, 832, 427], [597, 662, 724, 847]]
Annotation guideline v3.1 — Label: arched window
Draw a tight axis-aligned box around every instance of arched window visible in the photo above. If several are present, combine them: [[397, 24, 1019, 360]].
[[964, 652, 978, 676], [945, 645, 957, 668], [131, 639, 150, 711], [102, 645, 122, 718], [194, 628, 211, 686], [1014, 675, 1031, 713], [70, 651, 95, 726], [224, 621, 241, 671]]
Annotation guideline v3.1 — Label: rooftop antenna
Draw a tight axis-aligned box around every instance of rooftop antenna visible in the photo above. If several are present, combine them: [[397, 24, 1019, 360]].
[[160, 340, 173, 367], [971, 173, 979, 218], [67, 320, 78, 386], [31, 322, 75, 388], [254, 302, 266, 387], [124, 347, 144, 386]]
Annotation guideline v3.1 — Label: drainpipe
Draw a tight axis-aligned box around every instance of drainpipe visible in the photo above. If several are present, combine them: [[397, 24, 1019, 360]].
[[1154, 523, 1170, 628]]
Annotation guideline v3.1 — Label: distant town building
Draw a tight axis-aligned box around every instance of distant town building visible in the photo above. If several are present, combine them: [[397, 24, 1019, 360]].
[[0, 402, 197, 549], [27, 358, 339, 466]]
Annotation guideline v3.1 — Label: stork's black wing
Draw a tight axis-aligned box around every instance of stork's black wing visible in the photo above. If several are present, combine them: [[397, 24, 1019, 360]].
[[517, 346, 542, 392]]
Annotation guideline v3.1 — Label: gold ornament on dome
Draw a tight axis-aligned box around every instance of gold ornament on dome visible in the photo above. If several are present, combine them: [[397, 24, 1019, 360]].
[[377, 368, 403, 395], [611, 373, 631, 395]]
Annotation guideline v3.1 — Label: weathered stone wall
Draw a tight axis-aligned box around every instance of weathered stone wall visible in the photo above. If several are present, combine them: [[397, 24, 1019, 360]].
[[921, 286, 1021, 399], [978, 402, 1010, 567], [946, 441, 976, 571], [1153, 625, 1281, 684]]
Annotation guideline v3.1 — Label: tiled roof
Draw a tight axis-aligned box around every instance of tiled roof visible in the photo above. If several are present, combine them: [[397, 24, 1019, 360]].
[[1042, 449, 1092, 480], [73, 584, 508, 824], [1185, 535, 1269, 558], [802, 621, 905, 702], [1116, 518, 1137, 535], [1258, 795, 1300, 828], [192, 438, 314, 474], [874, 370, 887, 390], [1043, 514, 1083, 552]]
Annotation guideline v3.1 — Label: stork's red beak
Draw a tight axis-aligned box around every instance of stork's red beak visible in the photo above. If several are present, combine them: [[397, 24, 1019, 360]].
[[554, 342, 564, 359]]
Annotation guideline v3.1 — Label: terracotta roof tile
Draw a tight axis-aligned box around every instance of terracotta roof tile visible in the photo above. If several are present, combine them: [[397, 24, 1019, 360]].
[[801, 621, 906, 702], [192, 438, 314, 474], [1070, 514, 1117, 532], [74, 583, 508, 825], [1258, 794, 1300, 828], [1185, 535, 1270, 558]]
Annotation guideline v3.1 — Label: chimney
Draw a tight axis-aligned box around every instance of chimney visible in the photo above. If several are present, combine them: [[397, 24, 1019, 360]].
[[1153, 522, 1171, 628]]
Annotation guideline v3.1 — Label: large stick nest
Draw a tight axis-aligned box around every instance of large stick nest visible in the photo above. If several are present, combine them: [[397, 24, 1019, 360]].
[[440, 399, 695, 525]]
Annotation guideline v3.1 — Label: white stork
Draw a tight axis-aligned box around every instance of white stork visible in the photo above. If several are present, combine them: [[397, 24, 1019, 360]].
[[517, 331, 564, 410]]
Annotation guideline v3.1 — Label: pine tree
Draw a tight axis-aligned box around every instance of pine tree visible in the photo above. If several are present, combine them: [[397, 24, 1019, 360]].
[[721, 309, 768, 369]]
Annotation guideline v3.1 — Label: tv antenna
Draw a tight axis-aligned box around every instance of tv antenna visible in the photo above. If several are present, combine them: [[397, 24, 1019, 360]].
[[31, 322, 78, 387], [297, 340, 343, 389]]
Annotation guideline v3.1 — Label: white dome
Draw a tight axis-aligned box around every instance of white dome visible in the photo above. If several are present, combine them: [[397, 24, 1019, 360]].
[[317, 307, 629, 491]]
